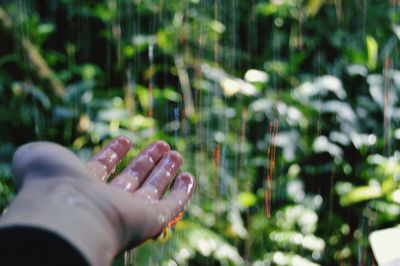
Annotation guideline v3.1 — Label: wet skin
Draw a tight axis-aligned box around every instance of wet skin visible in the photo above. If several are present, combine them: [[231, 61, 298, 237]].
[[0, 137, 196, 266]]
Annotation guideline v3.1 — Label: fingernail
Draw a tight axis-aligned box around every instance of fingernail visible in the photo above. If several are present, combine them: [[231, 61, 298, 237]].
[[108, 137, 131, 158], [167, 151, 183, 165], [177, 173, 195, 194], [154, 140, 170, 153], [117, 136, 132, 146]]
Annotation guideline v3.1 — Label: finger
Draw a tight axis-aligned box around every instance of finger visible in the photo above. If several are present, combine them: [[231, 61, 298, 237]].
[[110, 141, 170, 192], [87, 136, 131, 181], [155, 173, 196, 236], [118, 172, 195, 248], [136, 151, 183, 200], [162, 172, 196, 210]]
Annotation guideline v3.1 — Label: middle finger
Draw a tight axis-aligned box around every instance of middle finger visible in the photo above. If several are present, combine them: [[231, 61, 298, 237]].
[[136, 151, 183, 200], [110, 141, 170, 192]]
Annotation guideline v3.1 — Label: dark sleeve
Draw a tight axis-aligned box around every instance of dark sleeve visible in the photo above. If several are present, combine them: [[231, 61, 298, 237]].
[[0, 226, 90, 266]]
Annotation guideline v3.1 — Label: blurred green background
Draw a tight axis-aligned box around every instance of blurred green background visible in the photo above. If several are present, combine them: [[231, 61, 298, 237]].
[[0, 0, 400, 265]]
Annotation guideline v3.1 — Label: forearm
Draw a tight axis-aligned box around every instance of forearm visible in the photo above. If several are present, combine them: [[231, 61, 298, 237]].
[[0, 178, 119, 266]]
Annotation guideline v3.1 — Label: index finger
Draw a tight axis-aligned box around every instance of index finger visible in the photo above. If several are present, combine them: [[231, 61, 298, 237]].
[[87, 136, 131, 181]]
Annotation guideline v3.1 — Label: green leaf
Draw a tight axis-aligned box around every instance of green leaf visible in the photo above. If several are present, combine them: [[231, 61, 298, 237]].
[[122, 45, 136, 58], [37, 23, 55, 36], [136, 85, 151, 112], [382, 177, 397, 194], [372, 201, 400, 218], [306, 0, 325, 16], [157, 28, 175, 53], [121, 115, 155, 131], [209, 20, 226, 34], [340, 186, 381, 206], [12, 83, 51, 110], [237, 192, 257, 207], [81, 64, 98, 80], [94, 4, 115, 22], [162, 87, 181, 102], [257, 3, 281, 16], [257, 0, 296, 17], [366, 35, 378, 70]]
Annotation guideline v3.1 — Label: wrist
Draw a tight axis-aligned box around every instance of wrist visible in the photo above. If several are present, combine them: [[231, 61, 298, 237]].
[[0, 177, 120, 266]]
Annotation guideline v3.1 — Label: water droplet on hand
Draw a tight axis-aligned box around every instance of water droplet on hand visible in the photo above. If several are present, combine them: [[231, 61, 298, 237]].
[[158, 214, 166, 224]]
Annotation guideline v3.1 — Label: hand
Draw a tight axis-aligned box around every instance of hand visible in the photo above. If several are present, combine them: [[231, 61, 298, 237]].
[[0, 137, 195, 266]]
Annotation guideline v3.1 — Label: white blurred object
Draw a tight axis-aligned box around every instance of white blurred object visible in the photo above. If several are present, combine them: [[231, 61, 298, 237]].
[[244, 69, 269, 83], [202, 64, 258, 96], [369, 227, 400, 265], [293, 75, 346, 102]]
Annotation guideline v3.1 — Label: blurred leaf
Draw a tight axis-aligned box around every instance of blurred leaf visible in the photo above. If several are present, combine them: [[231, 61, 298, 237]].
[[64, 81, 94, 103], [270, 231, 325, 252], [37, 23, 55, 35], [371, 201, 400, 220], [157, 28, 175, 52], [97, 109, 129, 121], [340, 186, 381, 206], [209, 20, 226, 34], [122, 45, 136, 58], [255, 251, 321, 266], [136, 85, 151, 111], [94, 4, 115, 21], [159, 87, 181, 102], [175, 221, 244, 265], [257, 3, 281, 16], [264, 60, 289, 77], [382, 177, 397, 194], [366, 35, 378, 70], [306, 0, 325, 16], [228, 208, 248, 238], [220, 78, 240, 96], [81, 64, 99, 80], [257, 0, 296, 17], [72, 135, 89, 149], [393, 25, 400, 40], [12, 82, 51, 110], [0, 163, 12, 178], [121, 115, 155, 131], [388, 189, 400, 204], [335, 182, 354, 196], [237, 192, 257, 207], [244, 69, 269, 84]]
